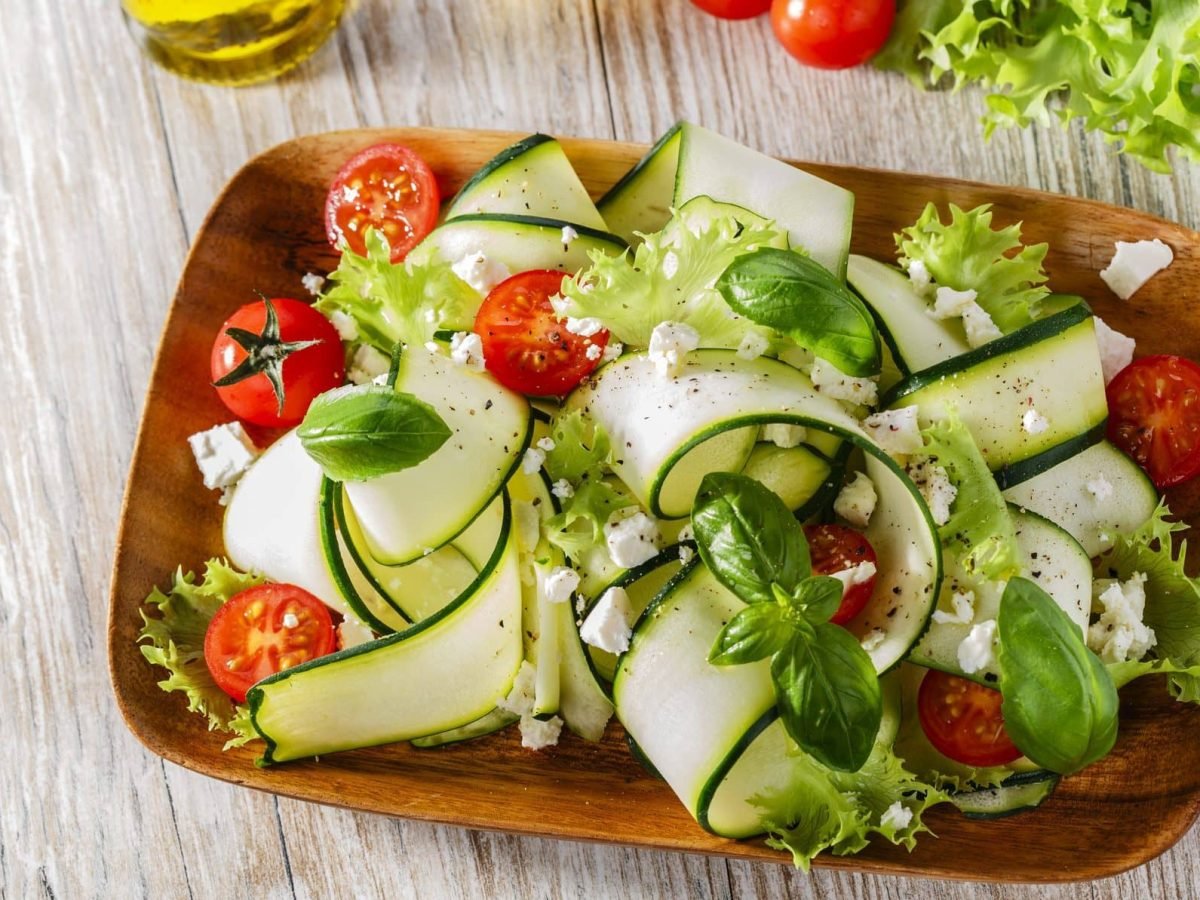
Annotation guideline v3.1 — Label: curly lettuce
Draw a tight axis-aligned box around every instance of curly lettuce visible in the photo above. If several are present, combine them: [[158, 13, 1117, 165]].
[[921, 414, 1021, 581], [1098, 502, 1200, 702], [877, 1, 1200, 173], [556, 205, 787, 350], [138, 559, 264, 749], [896, 203, 1049, 334], [754, 738, 949, 871], [314, 229, 480, 352]]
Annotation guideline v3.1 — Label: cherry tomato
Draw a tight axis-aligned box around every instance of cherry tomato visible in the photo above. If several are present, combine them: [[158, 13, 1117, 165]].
[[1106, 355, 1200, 490], [770, 0, 896, 70], [204, 584, 336, 703], [917, 669, 1022, 768], [211, 297, 344, 428], [804, 523, 878, 625], [473, 269, 608, 397], [689, 0, 771, 19], [325, 143, 440, 262]]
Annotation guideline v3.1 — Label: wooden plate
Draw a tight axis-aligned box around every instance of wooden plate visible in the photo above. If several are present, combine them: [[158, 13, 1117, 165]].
[[109, 127, 1200, 883]]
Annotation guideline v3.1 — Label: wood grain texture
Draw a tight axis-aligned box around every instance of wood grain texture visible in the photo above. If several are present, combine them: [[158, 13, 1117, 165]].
[[4, 0, 1200, 897]]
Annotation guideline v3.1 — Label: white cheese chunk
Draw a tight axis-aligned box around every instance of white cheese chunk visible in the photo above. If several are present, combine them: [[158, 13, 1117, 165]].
[[648, 321, 700, 378], [905, 259, 933, 298], [929, 286, 978, 320], [580, 586, 635, 654], [452, 251, 510, 295], [760, 423, 807, 449], [560, 225, 579, 246], [551, 478, 574, 500], [604, 510, 660, 568], [602, 341, 624, 363], [1093, 316, 1136, 384], [521, 447, 546, 475], [541, 566, 580, 605], [1021, 408, 1050, 435], [833, 472, 877, 528], [188, 422, 259, 492], [831, 560, 876, 594], [328, 309, 358, 341], [347, 344, 391, 385], [880, 800, 914, 831], [862, 406, 924, 455], [586, 343, 602, 361], [907, 460, 957, 527], [337, 617, 376, 650], [957, 619, 998, 674], [301, 272, 326, 296], [1100, 239, 1174, 300], [566, 316, 605, 337], [535, 436, 556, 452], [1088, 572, 1156, 664], [810, 357, 878, 407], [678, 545, 695, 565], [932, 590, 976, 625], [497, 660, 537, 716], [449, 331, 486, 372], [861, 628, 887, 652], [961, 301, 1003, 348], [1087, 475, 1114, 502], [736, 331, 770, 361], [519, 714, 563, 750]]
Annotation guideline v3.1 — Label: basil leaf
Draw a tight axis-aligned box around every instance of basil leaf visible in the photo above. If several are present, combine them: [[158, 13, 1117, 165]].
[[716, 247, 881, 377], [709, 603, 791, 666], [298, 384, 451, 482], [692, 472, 811, 604], [997, 577, 1119, 775], [773, 625, 882, 772], [789, 576, 844, 625]]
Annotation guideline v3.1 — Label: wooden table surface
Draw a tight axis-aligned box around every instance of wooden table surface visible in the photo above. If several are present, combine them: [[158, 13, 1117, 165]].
[[5, 1, 1200, 897]]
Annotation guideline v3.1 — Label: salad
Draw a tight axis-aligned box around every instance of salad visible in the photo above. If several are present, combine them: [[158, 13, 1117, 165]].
[[139, 123, 1200, 870]]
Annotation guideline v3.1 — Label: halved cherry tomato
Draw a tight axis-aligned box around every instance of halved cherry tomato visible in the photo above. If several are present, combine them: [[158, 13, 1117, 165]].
[[770, 0, 896, 70], [204, 584, 336, 703], [1106, 354, 1200, 490], [473, 269, 609, 397], [804, 523, 878, 625], [325, 143, 440, 262], [689, 0, 771, 19], [917, 669, 1022, 768], [211, 297, 344, 427]]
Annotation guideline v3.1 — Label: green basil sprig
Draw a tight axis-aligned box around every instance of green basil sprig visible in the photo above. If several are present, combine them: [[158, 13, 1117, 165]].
[[716, 247, 881, 377], [997, 577, 1119, 775], [298, 383, 451, 482], [693, 472, 882, 772]]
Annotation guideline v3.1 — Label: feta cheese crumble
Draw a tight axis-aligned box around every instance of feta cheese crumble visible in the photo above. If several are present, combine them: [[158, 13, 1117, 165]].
[[347, 344, 391, 384], [1088, 572, 1156, 664], [957, 619, 998, 674], [602, 342, 624, 363], [961, 301, 1003, 348], [566, 316, 605, 338], [929, 286, 978, 320], [760, 423, 807, 449], [497, 661, 537, 716], [327, 309, 358, 341], [1100, 239, 1174, 299], [521, 447, 546, 475], [541, 566, 580, 605], [880, 801, 913, 831], [678, 545, 695, 565], [536, 436, 556, 452], [520, 715, 563, 750], [604, 510, 661, 568], [188, 422, 259, 492], [861, 628, 887, 652], [1021, 409, 1050, 436], [337, 617, 375, 650], [551, 478, 574, 500], [862, 406, 924, 455], [809, 357, 878, 407], [560, 225, 579, 246], [301, 272, 326, 296], [1093, 316, 1136, 384], [932, 590, 976, 625], [1087, 475, 1114, 502], [586, 343, 602, 360], [906, 259, 933, 297], [580, 586, 635, 654], [449, 331, 486, 372], [648, 321, 700, 377], [452, 251, 510, 295], [833, 472, 877, 527], [907, 460, 957, 527], [736, 331, 770, 361], [831, 561, 876, 594]]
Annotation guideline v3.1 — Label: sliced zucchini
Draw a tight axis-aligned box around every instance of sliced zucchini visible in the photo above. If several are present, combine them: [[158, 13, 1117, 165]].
[[249, 493, 523, 764], [343, 346, 532, 565], [446, 135, 607, 231], [597, 123, 682, 243], [952, 772, 1059, 819], [410, 707, 519, 749], [884, 304, 1108, 490], [907, 507, 1092, 683], [740, 442, 834, 514], [1002, 440, 1159, 557], [417, 213, 625, 278], [847, 254, 969, 377], [672, 123, 854, 278]]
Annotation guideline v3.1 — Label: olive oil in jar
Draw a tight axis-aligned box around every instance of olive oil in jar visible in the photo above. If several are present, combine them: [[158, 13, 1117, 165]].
[[121, 0, 345, 85]]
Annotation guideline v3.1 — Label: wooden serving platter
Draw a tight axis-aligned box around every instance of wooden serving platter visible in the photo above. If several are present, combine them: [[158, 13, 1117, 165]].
[[109, 127, 1200, 883]]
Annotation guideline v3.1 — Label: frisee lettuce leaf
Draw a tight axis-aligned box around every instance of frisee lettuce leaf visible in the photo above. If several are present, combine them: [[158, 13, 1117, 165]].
[[921, 414, 1021, 581], [314, 229, 480, 352], [896, 203, 1049, 334], [556, 206, 787, 349], [877, 1, 1200, 173], [138, 559, 264, 743], [754, 737, 949, 871], [1098, 502, 1200, 702]]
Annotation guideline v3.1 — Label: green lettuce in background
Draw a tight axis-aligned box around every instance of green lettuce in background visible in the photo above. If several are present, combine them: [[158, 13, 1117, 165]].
[[877, 0, 1200, 173]]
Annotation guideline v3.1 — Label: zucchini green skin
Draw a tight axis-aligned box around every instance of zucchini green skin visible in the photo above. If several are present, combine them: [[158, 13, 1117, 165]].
[[410, 708, 519, 749], [597, 123, 683, 243], [447, 134, 554, 211], [432, 212, 624, 251], [695, 708, 779, 834], [953, 771, 1060, 819], [597, 123, 682, 212]]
